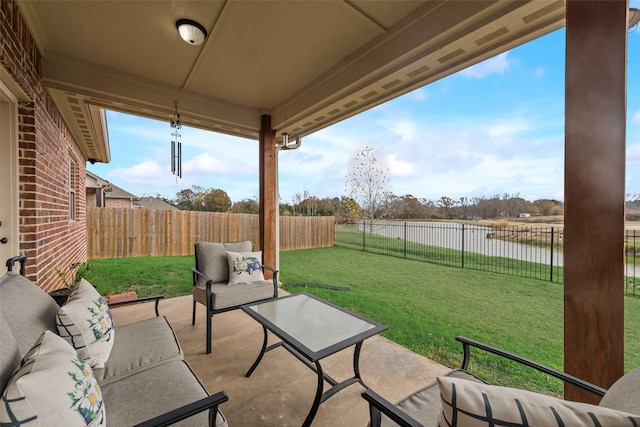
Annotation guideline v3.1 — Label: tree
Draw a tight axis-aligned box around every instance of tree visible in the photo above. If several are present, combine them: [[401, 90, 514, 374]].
[[338, 196, 361, 223], [233, 198, 259, 214], [203, 188, 231, 212], [174, 187, 199, 210], [345, 146, 393, 223], [437, 196, 456, 218], [174, 186, 231, 212]]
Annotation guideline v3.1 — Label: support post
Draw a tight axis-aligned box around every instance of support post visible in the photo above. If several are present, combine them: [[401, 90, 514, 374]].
[[564, 0, 627, 403], [259, 114, 278, 278]]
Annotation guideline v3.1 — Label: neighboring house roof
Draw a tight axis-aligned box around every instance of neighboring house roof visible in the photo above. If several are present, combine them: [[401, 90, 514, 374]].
[[134, 197, 179, 211], [86, 171, 138, 201], [107, 184, 138, 201], [86, 170, 111, 191]]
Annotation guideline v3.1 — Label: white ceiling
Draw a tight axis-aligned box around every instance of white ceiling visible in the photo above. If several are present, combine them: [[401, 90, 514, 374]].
[[17, 0, 565, 162]]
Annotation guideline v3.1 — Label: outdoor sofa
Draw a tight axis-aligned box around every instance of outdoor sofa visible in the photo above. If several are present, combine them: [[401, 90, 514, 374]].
[[1, 255, 228, 426], [362, 336, 640, 426]]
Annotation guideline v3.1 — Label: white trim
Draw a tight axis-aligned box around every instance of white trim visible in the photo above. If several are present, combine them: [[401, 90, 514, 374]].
[[0, 78, 21, 260]]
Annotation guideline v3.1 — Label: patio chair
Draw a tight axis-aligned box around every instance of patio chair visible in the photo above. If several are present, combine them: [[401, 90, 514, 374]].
[[192, 241, 278, 354], [362, 336, 640, 427]]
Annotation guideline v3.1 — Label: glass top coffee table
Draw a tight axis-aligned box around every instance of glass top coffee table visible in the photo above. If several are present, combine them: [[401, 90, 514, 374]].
[[242, 292, 387, 426]]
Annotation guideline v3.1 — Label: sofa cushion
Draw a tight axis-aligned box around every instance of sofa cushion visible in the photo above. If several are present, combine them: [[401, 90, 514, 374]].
[[380, 369, 484, 427], [0, 331, 106, 426], [193, 281, 275, 310], [92, 315, 183, 384], [195, 241, 252, 284], [0, 311, 22, 393], [227, 250, 265, 284], [0, 272, 59, 357], [437, 376, 640, 427], [599, 366, 640, 415], [57, 279, 115, 368], [101, 359, 227, 427]]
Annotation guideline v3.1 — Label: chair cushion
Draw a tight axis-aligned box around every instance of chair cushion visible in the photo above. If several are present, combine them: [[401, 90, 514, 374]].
[[437, 376, 640, 426], [381, 369, 484, 427], [57, 279, 115, 368], [599, 366, 640, 415], [227, 250, 265, 284], [101, 359, 227, 427], [92, 316, 183, 385], [193, 281, 275, 310], [195, 241, 252, 284], [0, 331, 106, 426]]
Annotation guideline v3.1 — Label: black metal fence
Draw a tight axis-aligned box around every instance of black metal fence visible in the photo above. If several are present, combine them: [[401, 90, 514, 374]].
[[336, 221, 639, 297]]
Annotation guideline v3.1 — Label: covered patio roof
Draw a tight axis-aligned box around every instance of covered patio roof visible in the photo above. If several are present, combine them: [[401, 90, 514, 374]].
[[18, 0, 565, 163]]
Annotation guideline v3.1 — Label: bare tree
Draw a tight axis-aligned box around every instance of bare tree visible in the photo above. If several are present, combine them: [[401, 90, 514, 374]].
[[437, 196, 456, 218], [345, 146, 393, 225]]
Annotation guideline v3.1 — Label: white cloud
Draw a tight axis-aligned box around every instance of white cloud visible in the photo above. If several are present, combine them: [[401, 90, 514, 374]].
[[390, 121, 417, 141], [110, 161, 163, 184], [182, 153, 228, 174], [486, 121, 529, 139], [459, 52, 511, 78], [383, 154, 414, 177], [633, 110, 640, 124]]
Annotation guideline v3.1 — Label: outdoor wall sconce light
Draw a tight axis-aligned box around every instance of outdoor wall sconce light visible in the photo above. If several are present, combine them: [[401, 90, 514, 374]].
[[278, 131, 302, 151], [176, 19, 208, 45], [630, 8, 640, 31]]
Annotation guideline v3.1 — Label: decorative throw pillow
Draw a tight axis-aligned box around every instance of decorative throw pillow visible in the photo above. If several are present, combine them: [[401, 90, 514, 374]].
[[437, 376, 640, 427], [57, 279, 115, 368], [0, 331, 106, 426], [227, 251, 265, 284]]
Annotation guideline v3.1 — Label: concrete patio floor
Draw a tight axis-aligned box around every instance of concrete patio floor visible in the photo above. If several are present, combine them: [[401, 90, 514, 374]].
[[110, 292, 450, 426]]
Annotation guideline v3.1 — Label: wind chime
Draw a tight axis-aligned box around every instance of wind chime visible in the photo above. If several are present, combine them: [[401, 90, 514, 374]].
[[170, 100, 182, 180]]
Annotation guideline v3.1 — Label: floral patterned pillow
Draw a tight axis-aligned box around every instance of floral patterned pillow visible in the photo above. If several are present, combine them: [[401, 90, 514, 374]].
[[227, 251, 265, 284], [57, 279, 115, 368], [0, 331, 106, 426]]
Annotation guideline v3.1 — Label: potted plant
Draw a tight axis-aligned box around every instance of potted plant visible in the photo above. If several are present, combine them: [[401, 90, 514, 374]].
[[49, 261, 91, 306]]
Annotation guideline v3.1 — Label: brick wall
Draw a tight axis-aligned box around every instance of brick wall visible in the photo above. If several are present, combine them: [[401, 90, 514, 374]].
[[87, 189, 98, 209], [1, 0, 88, 291]]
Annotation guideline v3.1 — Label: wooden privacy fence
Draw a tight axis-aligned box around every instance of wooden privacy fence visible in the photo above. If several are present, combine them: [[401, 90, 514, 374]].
[[86, 208, 335, 259]]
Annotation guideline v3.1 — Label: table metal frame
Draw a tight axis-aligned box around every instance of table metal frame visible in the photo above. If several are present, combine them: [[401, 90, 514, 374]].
[[241, 292, 387, 426]]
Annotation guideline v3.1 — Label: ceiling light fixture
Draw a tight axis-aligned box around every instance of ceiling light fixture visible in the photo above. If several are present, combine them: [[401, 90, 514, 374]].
[[176, 19, 208, 45]]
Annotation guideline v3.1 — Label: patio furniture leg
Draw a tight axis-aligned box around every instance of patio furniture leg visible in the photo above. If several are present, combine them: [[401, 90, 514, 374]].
[[206, 298, 213, 354], [192, 300, 196, 326], [369, 403, 382, 427], [245, 325, 268, 377], [353, 341, 366, 388], [302, 361, 325, 427]]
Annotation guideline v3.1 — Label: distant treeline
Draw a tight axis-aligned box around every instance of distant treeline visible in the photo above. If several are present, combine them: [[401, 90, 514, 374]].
[[162, 186, 570, 222]]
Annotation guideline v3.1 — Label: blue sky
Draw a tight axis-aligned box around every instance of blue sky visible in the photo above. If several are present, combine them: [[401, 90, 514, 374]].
[[89, 15, 640, 206]]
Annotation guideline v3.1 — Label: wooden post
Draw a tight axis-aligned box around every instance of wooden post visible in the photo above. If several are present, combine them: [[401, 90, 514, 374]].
[[259, 114, 277, 277], [564, 0, 627, 403]]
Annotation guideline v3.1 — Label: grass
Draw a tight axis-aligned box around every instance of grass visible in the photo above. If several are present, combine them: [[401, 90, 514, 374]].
[[336, 226, 565, 284], [85, 256, 194, 298], [86, 247, 640, 396]]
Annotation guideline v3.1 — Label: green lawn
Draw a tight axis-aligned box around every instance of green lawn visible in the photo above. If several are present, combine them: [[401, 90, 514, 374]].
[[86, 246, 640, 396], [335, 225, 564, 283]]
